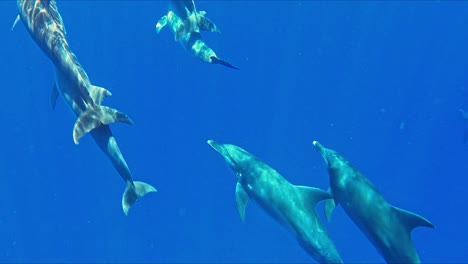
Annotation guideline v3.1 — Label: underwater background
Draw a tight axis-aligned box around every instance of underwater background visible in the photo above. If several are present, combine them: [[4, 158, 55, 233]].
[[0, 0, 467, 263]]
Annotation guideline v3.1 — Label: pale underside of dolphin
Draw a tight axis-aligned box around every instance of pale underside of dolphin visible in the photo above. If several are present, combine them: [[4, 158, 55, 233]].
[[15, 0, 156, 215], [155, 0, 238, 69], [313, 140, 434, 264], [207, 140, 343, 264]]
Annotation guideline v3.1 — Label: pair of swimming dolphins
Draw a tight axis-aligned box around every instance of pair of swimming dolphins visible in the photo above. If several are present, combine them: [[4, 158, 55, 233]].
[[156, 0, 238, 69], [13, 0, 156, 215], [207, 140, 434, 263]]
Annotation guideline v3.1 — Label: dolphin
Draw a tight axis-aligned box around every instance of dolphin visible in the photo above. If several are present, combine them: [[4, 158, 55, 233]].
[[15, 0, 156, 215], [312, 140, 434, 263], [207, 140, 343, 263], [156, 0, 238, 69]]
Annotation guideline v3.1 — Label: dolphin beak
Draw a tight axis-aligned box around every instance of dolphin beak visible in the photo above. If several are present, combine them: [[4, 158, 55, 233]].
[[207, 139, 228, 158], [207, 139, 221, 152], [207, 140, 237, 168], [312, 140, 329, 165]]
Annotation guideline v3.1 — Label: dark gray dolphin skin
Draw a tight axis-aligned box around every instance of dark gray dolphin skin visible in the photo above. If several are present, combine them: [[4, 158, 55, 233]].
[[207, 140, 343, 263], [312, 141, 434, 263], [156, 0, 239, 69], [14, 0, 156, 215]]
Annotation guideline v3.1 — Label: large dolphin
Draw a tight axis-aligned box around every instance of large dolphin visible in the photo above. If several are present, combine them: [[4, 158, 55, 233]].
[[156, 0, 238, 69], [207, 140, 342, 263], [14, 0, 156, 215], [312, 140, 434, 263]]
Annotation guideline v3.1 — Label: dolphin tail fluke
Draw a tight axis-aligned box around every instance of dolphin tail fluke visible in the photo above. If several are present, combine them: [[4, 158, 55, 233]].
[[156, 15, 168, 34], [73, 105, 133, 144], [210, 56, 239, 70], [391, 206, 434, 232], [122, 181, 157, 215]]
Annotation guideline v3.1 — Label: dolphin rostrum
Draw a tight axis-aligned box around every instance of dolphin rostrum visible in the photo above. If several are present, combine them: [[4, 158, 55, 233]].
[[156, 0, 238, 69], [207, 140, 342, 263], [312, 140, 434, 263], [15, 0, 156, 215]]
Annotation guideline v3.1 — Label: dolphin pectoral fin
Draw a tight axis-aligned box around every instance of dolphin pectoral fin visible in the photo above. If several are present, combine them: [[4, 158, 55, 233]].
[[50, 83, 60, 110], [73, 106, 133, 144], [210, 56, 239, 70], [11, 15, 20, 31], [197, 13, 219, 33], [90, 85, 112, 105], [122, 181, 157, 215], [391, 206, 434, 232], [235, 182, 249, 222], [156, 15, 168, 34]]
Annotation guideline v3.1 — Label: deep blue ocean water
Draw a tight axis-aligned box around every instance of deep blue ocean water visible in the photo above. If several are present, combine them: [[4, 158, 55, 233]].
[[0, 0, 467, 263]]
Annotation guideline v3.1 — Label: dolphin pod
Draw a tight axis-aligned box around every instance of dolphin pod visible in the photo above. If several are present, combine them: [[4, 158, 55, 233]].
[[156, 0, 239, 69], [313, 141, 434, 263], [12, 0, 434, 262], [14, 0, 156, 215], [207, 140, 343, 263]]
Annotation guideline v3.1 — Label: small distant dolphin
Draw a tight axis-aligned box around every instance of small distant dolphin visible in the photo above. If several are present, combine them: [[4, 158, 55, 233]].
[[312, 140, 434, 263], [207, 140, 343, 263], [14, 0, 156, 215], [156, 0, 238, 69]]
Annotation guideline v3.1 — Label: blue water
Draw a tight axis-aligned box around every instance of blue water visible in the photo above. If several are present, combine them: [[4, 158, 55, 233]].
[[1, 1, 467, 263]]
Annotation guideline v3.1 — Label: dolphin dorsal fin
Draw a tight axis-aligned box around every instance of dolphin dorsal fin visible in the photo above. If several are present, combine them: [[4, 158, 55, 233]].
[[73, 105, 133, 144], [295, 186, 332, 215], [90, 85, 112, 105], [235, 182, 249, 222], [392, 206, 435, 232], [197, 13, 219, 33], [323, 187, 338, 222]]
